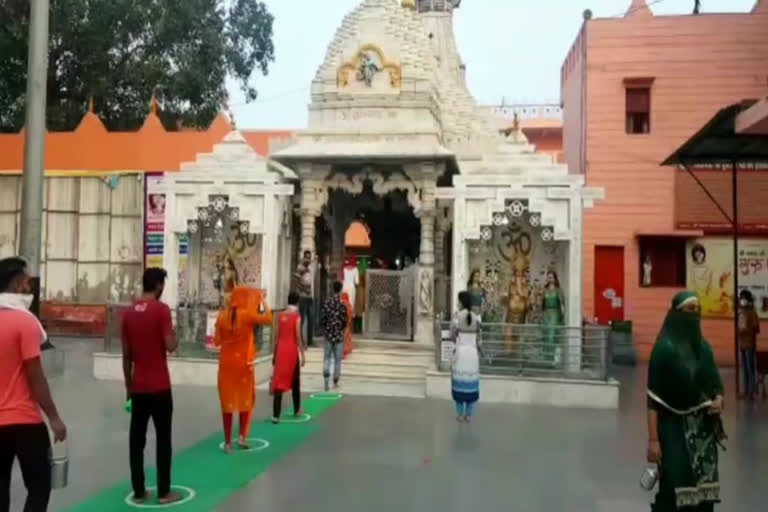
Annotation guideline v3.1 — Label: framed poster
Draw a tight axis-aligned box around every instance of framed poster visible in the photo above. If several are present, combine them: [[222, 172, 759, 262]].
[[687, 238, 768, 319]]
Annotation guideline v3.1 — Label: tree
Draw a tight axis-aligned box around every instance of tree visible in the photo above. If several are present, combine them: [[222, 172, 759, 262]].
[[0, 0, 275, 132]]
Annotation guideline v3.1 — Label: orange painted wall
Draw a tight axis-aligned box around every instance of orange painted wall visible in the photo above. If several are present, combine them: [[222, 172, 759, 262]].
[[524, 129, 564, 163], [0, 111, 232, 173], [561, 26, 586, 176], [562, 5, 768, 364], [0, 113, 294, 173]]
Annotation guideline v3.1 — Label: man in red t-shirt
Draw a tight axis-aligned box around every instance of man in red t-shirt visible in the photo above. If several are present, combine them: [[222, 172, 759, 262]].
[[0, 257, 67, 512], [121, 268, 180, 505]]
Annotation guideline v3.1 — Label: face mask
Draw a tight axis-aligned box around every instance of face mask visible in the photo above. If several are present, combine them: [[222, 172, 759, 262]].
[[18, 294, 33, 309], [740, 299, 748, 307]]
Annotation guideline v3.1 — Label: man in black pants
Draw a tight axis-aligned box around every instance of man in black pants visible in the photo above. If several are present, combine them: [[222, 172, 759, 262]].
[[0, 257, 67, 512], [121, 268, 180, 505]]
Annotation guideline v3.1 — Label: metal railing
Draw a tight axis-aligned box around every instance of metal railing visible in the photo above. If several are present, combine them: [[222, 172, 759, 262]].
[[434, 320, 611, 381], [104, 304, 277, 360]]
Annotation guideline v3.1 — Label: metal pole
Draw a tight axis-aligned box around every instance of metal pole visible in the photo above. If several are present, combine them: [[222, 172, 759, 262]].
[[732, 161, 740, 395], [18, 0, 51, 319]]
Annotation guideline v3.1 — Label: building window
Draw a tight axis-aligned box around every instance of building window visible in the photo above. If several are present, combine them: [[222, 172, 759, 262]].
[[626, 87, 651, 134], [638, 237, 686, 287]]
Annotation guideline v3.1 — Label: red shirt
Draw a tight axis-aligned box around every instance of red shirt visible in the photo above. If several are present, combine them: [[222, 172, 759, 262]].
[[122, 299, 173, 393], [0, 310, 44, 426]]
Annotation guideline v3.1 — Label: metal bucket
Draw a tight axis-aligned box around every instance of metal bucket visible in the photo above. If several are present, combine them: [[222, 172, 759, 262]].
[[50, 441, 69, 489], [639, 465, 659, 491]]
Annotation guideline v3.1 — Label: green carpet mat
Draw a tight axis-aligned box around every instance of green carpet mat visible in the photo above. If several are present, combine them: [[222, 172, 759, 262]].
[[63, 394, 341, 512]]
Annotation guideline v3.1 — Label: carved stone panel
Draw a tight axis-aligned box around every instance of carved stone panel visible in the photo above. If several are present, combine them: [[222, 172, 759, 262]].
[[337, 45, 402, 89]]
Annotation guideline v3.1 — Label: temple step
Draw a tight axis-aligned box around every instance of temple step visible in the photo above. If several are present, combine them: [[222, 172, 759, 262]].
[[281, 344, 435, 398]]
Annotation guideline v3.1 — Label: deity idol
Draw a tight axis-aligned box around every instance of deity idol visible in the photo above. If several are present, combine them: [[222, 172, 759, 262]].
[[504, 253, 531, 355], [541, 270, 565, 364], [219, 252, 239, 307], [467, 269, 484, 315], [506, 254, 530, 324]]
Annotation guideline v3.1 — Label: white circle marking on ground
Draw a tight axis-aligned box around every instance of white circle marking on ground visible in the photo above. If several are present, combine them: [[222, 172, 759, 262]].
[[124, 485, 196, 509], [217, 437, 270, 453], [309, 393, 343, 400], [277, 413, 312, 423]]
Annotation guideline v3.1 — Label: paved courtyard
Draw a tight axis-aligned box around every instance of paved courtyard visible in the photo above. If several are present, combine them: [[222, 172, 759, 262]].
[[10, 339, 768, 511]]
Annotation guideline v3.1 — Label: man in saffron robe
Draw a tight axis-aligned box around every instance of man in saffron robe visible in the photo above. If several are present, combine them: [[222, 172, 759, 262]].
[[214, 287, 272, 453], [341, 292, 354, 359]]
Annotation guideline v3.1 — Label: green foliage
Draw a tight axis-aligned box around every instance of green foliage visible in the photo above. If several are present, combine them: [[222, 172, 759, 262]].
[[0, 0, 274, 132]]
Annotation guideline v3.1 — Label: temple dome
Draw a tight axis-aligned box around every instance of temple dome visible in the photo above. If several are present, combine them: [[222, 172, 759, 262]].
[[314, 0, 437, 91], [284, 0, 562, 175]]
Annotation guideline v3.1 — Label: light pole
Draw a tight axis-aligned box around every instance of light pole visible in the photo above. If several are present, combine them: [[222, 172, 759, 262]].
[[19, 0, 50, 320]]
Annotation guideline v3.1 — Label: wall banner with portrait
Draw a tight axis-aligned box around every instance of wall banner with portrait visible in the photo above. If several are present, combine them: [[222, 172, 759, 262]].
[[686, 237, 768, 319], [466, 202, 566, 325], [145, 175, 167, 269], [145, 174, 190, 302]]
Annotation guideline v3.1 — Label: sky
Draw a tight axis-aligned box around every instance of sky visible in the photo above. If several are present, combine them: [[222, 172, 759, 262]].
[[228, 0, 759, 129]]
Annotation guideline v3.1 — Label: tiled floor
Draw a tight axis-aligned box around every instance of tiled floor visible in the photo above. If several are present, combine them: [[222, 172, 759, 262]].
[[10, 339, 768, 511]]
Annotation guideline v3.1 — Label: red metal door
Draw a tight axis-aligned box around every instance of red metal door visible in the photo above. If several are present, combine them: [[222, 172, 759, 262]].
[[594, 246, 625, 325]]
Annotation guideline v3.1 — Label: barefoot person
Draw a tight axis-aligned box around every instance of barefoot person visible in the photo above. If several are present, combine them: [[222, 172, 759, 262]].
[[451, 291, 483, 423], [647, 291, 726, 511], [0, 257, 67, 512], [271, 292, 305, 423], [214, 287, 272, 453], [320, 282, 348, 391], [122, 268, 180, 504]]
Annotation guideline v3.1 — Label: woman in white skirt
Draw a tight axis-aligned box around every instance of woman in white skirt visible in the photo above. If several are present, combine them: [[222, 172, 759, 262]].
[[451, 291, 484, 423]]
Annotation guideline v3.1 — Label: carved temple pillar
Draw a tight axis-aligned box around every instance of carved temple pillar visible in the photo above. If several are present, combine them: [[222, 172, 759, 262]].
[[434, 209, 450, 318], [298, 179, 326, 259], [414, 179, 437, 345]]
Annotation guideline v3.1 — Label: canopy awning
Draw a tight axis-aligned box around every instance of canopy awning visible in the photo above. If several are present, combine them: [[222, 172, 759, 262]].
[[735, 97, 768, 135], [660, 99, 768, 396], [662, 100, 768, 166]]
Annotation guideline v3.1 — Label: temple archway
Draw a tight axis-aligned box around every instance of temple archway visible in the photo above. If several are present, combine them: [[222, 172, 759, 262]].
[[344, 221, 371, 250]]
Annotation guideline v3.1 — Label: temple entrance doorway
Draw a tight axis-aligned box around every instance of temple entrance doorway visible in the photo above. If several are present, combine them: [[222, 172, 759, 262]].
[[322, 185, 421, 341]]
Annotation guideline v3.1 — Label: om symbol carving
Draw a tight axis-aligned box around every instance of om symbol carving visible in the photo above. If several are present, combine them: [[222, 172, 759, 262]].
[[498, 223, 532, 263], [227, 223, 260, 254]]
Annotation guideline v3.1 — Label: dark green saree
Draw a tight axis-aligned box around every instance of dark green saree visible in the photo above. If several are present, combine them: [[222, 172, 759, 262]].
[[647, 305, 725, 511]]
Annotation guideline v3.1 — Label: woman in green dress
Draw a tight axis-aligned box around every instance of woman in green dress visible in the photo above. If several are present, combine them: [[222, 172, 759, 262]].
[[467, 270, 484, 316], [647, 291, 726, 511], [541, 271, 564, 362]]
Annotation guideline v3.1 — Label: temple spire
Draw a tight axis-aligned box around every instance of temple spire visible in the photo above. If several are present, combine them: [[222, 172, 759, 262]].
[[414, 0, 461, 12], [140, 92, 163, 132], [625, 0, 653, 18], [149, 92, 158, 115]]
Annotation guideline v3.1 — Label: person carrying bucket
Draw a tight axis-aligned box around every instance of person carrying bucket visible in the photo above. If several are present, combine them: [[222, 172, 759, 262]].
[[0, 257, 67, 511]]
